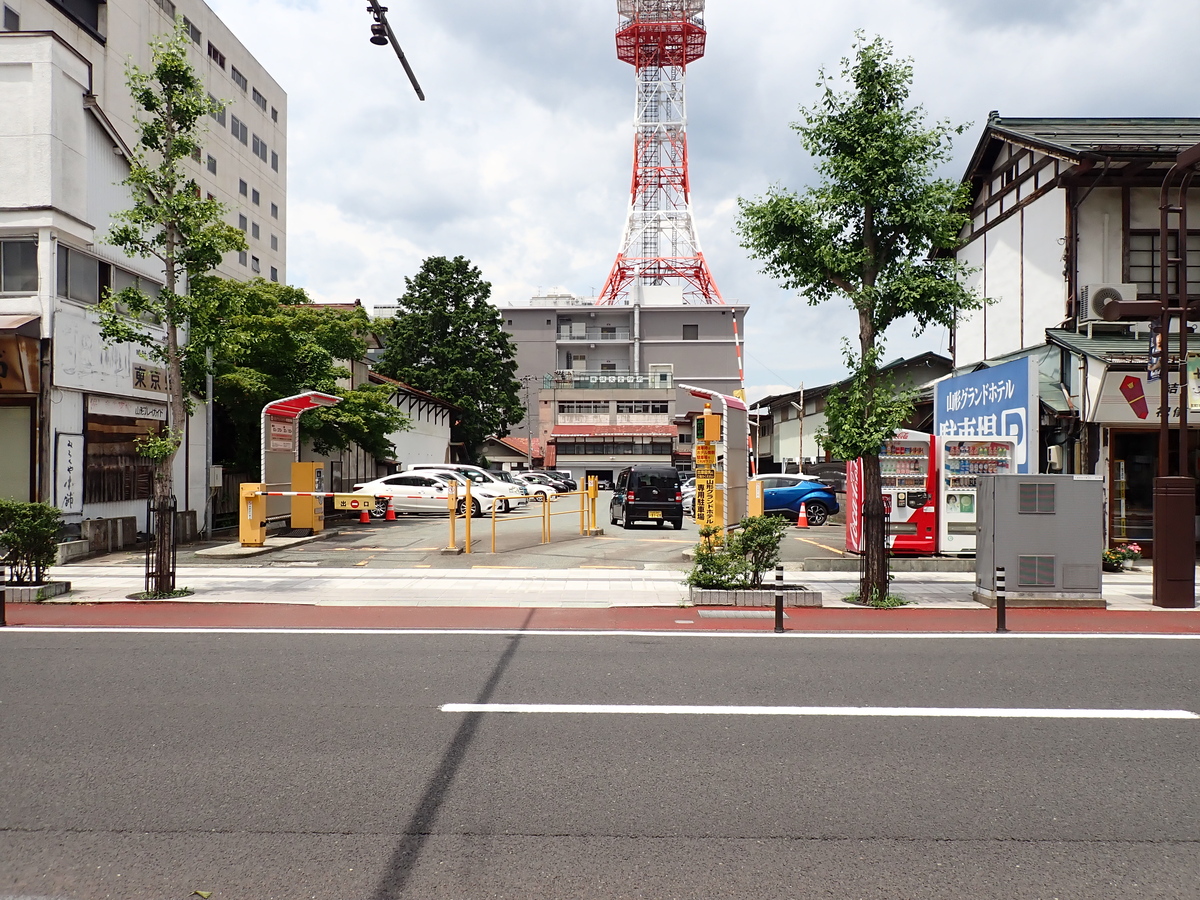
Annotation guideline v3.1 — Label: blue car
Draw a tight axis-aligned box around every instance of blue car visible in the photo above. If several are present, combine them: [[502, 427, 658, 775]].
[[753, 474, 839, 526]]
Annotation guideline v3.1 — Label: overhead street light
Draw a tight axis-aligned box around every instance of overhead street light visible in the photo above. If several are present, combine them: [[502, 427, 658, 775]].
[[366, 2, 426, 101]]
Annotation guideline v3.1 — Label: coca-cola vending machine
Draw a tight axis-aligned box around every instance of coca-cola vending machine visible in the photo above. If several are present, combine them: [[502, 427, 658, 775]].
[[846, 430, 938, 555], [937, 438, 1016, 555]]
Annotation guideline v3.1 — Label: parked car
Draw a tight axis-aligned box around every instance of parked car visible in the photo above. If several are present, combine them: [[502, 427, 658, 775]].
[[391, 468, 516, 517], [352, 471, 511, 518], [751, 473, 840, 526], [610, 465, 684, 530], [529, 470, 575, 492], [681, 477, 696, 516], [513, 472, 559, 501], [408, 464, 529, 507]]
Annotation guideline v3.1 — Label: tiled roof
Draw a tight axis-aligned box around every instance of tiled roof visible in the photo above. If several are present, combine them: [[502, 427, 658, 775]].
[[988, 116, 1200, 160]]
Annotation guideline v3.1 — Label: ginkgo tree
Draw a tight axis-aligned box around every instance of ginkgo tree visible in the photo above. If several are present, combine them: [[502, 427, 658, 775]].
[[736, 35, 983, 606], [99, 20, 246, 593]]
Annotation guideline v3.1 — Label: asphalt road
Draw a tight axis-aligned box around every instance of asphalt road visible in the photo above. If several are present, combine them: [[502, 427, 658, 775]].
[[3, 631, 1197, 899], [91, 492, 848, 571]]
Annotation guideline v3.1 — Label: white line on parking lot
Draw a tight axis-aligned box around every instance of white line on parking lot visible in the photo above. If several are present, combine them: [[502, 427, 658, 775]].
[[440, 703, 1199, 720]]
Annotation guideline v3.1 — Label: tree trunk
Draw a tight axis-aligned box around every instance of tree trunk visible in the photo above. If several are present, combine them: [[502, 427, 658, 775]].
[[860, 452, 888, 604]]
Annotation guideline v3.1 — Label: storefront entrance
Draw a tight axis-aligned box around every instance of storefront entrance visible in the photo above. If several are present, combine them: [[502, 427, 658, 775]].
[[1110, 428, 1200, 555]]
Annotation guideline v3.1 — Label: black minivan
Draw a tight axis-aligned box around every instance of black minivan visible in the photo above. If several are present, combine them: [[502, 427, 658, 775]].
[[610, 466, 683, 530]]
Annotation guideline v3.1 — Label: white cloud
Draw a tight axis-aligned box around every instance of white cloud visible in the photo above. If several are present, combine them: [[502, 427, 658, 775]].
[[207, 0, 1200, 394]]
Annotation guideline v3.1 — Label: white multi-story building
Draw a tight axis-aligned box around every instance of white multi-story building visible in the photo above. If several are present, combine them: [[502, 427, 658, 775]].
[[0, 0, 286, 540]]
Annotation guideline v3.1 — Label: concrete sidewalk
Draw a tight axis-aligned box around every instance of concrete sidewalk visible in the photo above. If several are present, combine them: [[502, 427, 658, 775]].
[[34, 563, 1189, 611]]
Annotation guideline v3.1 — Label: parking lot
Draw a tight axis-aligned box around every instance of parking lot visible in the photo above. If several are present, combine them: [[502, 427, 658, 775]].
[[157, 491, 850, 571]]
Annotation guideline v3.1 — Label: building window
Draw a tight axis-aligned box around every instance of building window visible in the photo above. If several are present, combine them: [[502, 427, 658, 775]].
[[251, 223, 260, 240], [207, 41, 225, 69], [251, 189, 260, 205], [231, 66, 248, 92], [558, 400, 610, 415], [270, 151, 279, 172], [208, 93, 226, 127], [270, 234, 278, 251], [1128, 230, 1200, 300], [3, 5, 19, 30], [271, 106, 279, 123], [0, 240, 38, 293], [237, 214, 247, 231], [230, 115, 248, 145], [206, 154, 217, 174], [252, 87, 267, 112], [678, 433, 693, 444], [682, 324, 698, 340], [154, 0, 176, 17], [270, 203, 279, 219], [190, 146, 201, 162], [182, 16, 201, 44], [206, 192, 215, 200], [238, 179, 248, 196], [251, 256, 260, 274], [238, 251, 247, 266], [252, 134, 268, 162], [617, 400, 669, 414], [270, 267, 278, 283], [55, 246, 98, 303]]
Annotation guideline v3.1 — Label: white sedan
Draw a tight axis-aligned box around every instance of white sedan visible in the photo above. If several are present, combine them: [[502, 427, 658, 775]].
[[513, 472, 559, 501], [352, 472, 508, 518]]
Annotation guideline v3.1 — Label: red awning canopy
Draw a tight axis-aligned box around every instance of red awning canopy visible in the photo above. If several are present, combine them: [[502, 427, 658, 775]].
[[263, 391, 341, 419], [551, 424, 677, 437]]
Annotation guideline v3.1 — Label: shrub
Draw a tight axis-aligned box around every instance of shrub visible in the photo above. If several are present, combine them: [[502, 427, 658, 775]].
[[0, 500, 64, 584], [685, 516, 788, 590]]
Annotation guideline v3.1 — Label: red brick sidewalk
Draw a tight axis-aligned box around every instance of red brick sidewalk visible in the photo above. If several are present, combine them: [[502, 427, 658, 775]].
[[5, 602, 1198, 633]]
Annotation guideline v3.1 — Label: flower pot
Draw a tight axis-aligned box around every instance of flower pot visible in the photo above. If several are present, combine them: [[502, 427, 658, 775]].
[[1101, 561, 1124, 573]]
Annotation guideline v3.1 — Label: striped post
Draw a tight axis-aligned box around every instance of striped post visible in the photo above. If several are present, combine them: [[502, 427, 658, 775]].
[[996, 565, 1008, 633], [774, 565, 784, 633]]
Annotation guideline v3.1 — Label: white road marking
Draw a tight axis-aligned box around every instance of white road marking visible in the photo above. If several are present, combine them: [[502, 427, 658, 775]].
[[4, 627, 1200, 639], [440, 703, 1199, 720]]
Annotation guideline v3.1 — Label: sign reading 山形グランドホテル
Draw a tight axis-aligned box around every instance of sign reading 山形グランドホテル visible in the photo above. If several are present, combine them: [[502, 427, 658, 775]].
[[934, 356, 1037, 474]]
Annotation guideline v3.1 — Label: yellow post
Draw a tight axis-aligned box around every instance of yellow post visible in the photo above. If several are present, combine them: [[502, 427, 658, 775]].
[[748, 479, 764, 518], [579, 487, 586, 535], [491, 496, 499, 553], [239, 482, 267, 547], [588, 476, 598, 531], [542, 487, 551, 542], [446, 482, 458, 552], [464, 479, 472, 554]]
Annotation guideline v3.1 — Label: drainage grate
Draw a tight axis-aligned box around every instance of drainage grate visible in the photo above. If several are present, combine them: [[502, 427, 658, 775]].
[[697, 609, 788, 619]]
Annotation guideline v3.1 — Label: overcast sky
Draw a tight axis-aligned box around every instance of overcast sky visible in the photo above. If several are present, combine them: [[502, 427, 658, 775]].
[[207, 0, 1200, 403]]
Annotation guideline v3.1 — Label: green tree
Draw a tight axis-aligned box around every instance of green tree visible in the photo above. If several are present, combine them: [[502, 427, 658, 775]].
[[736, 34, 982, 605], [210, 279, 409, 475], [374, 256, 523, 460], [98, 20, 246, 591]]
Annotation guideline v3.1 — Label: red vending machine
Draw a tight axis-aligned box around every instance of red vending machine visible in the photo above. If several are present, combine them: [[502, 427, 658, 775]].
[[846, 430, 938, 555]]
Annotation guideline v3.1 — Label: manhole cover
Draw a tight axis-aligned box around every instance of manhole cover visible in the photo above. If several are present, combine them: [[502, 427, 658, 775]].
[[697, 609, 788, 619]]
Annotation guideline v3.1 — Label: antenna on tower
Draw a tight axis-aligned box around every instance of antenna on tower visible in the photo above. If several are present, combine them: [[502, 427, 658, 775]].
[[366, 0, 425, 101], [597, 0, 722, 306]]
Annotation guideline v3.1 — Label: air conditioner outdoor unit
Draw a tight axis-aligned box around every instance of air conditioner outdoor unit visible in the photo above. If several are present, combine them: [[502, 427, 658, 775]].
[[1078, 283, 1139, 324]]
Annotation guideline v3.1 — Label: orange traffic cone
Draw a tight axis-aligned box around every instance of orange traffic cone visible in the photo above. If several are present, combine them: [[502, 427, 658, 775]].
[[384, 499, 396, 521], [359, 508, 370, 524], [795, 502, 809, 529]]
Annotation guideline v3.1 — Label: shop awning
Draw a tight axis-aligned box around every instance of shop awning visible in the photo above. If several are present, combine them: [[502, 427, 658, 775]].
[[551, 424, 677, 437], [0, 314, 41, 338], [263, 391, 342, 419]]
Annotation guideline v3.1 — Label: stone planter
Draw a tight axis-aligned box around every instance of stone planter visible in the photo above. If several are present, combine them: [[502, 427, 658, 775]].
[[3, 581, 72, 602], [689, 584, 822, 607]]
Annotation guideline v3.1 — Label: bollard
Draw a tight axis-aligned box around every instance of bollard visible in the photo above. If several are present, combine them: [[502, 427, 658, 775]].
[[0, 584, 6, 627], [464, 480, 472, 554], [996, 565, 1008, 633], [774, 565, 784, 633]]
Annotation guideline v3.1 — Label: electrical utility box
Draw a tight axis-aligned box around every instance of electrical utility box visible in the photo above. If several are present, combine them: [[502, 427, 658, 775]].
[[974, 475, 1105, 608]]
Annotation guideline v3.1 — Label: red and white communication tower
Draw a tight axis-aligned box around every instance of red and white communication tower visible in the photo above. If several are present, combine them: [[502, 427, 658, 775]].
[[596, 0, 723, 306]]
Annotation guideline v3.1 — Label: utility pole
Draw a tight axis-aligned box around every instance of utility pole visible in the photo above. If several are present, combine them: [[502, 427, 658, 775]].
[[522, 375, 535, 471]]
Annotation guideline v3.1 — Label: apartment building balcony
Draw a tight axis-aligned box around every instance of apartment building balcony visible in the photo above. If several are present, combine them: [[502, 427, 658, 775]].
[[556, 327, 632, 342], [543, 371, 673, 390]]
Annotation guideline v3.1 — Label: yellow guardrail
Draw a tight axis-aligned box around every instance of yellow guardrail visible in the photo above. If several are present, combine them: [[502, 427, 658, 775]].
[[440, 477, 600, 554]]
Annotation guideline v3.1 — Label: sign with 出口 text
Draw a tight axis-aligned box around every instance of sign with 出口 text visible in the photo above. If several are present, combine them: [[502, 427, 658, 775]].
[[334, 494, 376, 510]]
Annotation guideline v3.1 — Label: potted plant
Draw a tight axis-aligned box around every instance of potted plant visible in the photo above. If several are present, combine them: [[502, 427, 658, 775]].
[[1102, 546, 1127, 572], [685, 516, 822, 606], [0, 500, 71, 601]]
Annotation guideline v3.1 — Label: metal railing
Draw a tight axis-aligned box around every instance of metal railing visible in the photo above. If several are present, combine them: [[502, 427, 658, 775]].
[[556, 328, 632, 341], [442, 478, 601, 553], [543, 371, 673, 390]]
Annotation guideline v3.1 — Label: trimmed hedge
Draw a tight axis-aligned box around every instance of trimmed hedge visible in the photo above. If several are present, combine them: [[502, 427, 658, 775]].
[[0, 500, 64, 585]]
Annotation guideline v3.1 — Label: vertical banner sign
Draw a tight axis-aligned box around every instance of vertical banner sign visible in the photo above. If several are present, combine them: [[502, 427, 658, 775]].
[[1148, 323, 1164, 382], [934, 356, 1038, 474], [1187, 354, 1200, 412], [55, 432, 84, 516]]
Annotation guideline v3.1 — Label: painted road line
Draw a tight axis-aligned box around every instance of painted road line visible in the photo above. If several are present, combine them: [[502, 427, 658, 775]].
[[440, 703, 1199, 720], [5, 628, 1200, 639], [795, 537, 845, 555]]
